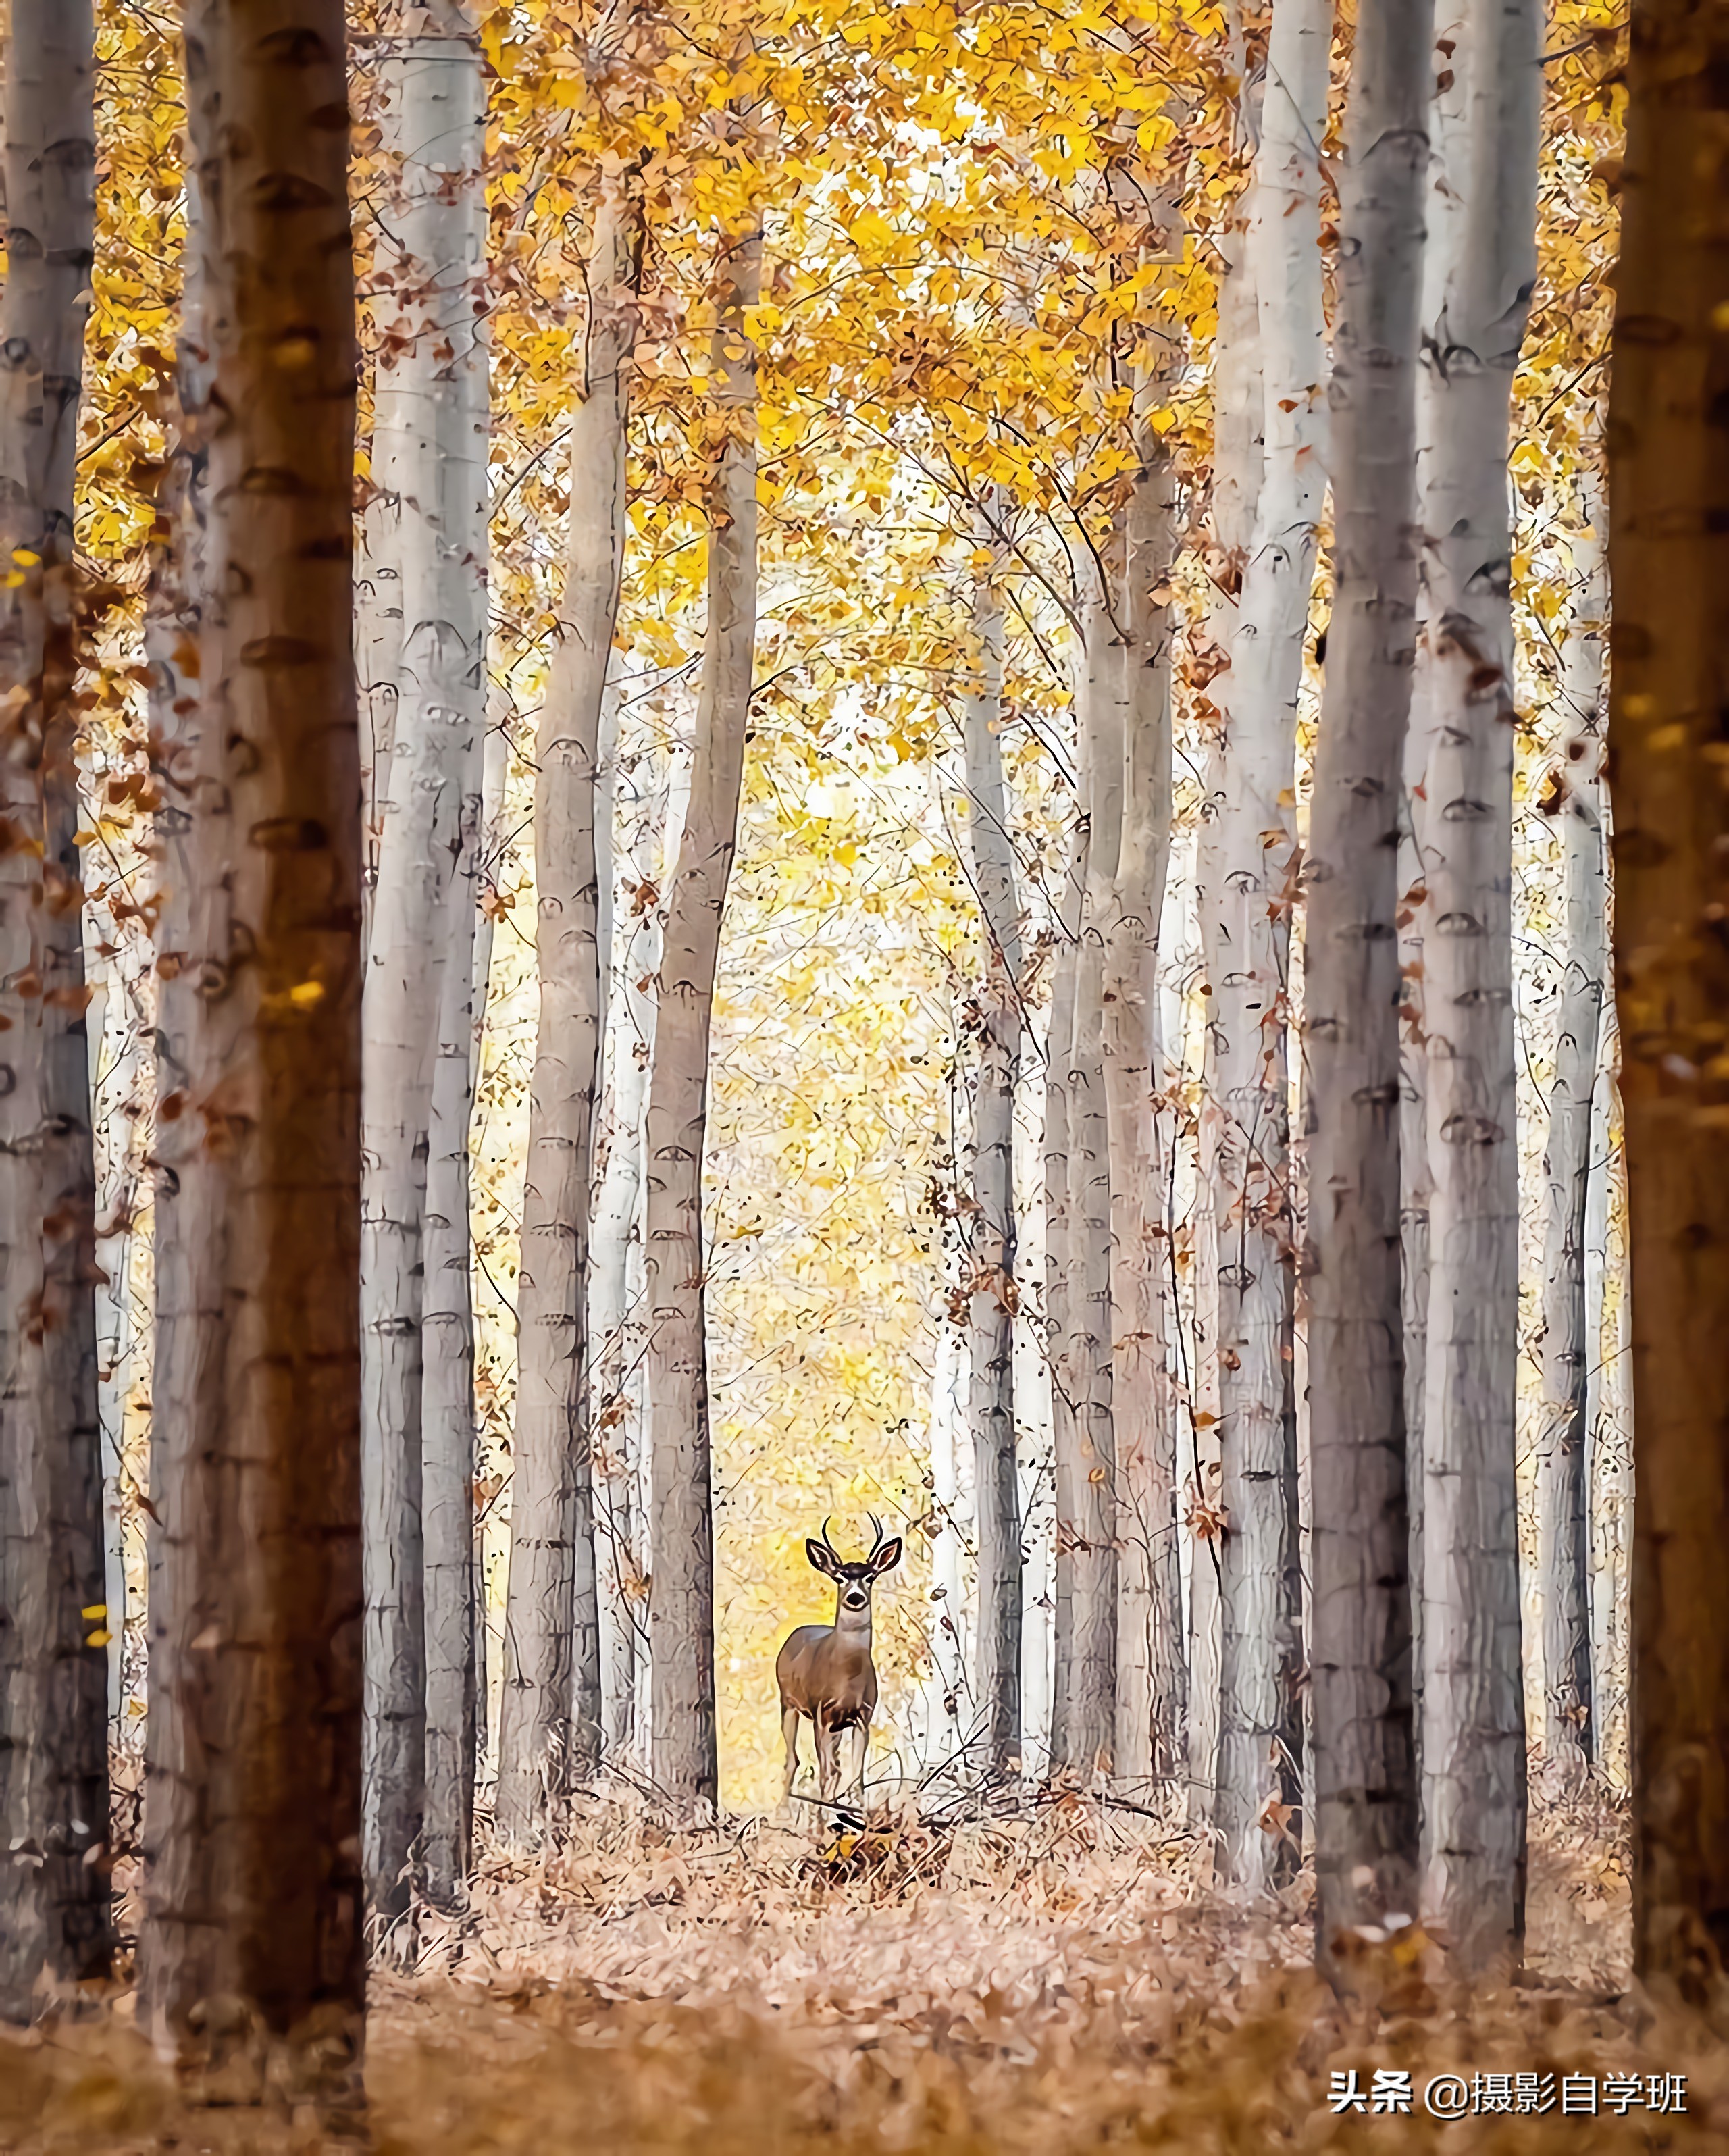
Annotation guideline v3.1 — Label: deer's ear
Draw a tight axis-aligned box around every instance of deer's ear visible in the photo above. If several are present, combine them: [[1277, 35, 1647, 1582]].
[[869, 1536, 903, 1576], [806, 1538, 839, 1576]]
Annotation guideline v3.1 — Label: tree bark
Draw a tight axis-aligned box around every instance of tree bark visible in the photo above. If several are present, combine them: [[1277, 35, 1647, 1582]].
[[1191, 184, 1263, 1829], [1212, 0, 1325, 1887], [1409, 0, 1539, 1972], [360, 0, 488, 1924], [139, 0, 363, 2101], [1043, 818, 1084, 1775], [1107, 429, 1182, 1789], [498, 170, 640, 1840], [1534, 477, 1607, 1783], [1054, 553, 1120, 1782], [592, 727, 667, 1760], [962, 502, 1023, 1776], [1605, 0, 1729, 1993], [0, 0, 109, 2020], [646, 216, 760, 1816], [1302, 0, 1429, 1970]]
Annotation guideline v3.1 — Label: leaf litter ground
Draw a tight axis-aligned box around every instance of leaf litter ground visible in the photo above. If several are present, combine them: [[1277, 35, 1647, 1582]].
[[9, 1778, 1728, 2153]]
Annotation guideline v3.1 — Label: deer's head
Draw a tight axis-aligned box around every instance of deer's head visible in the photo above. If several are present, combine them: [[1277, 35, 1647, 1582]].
[[806, 1514, 902, 1616]]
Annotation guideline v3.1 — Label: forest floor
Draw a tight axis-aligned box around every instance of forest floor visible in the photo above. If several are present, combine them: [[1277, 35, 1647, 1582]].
[[7, 1778, 1727, 2154]]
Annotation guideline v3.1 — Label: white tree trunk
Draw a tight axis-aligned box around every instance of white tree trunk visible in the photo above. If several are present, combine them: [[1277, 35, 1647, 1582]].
[[358, 0, 488, 1924], [1107, 430, 1181, 1789], [1042, 813, 1085, 1774], [592, 707, 663, 1759], [1534, 478, 1607, 1780], [0, 0, 108, 2018], [1412, 0, 1539, 1971], [962, 500, 1024, 1775], [646, 215, 760, 1814], [1212, 0, 1326, 1889], [498, 170, 639, 1839], [1303, 0, 1430, 1966], [1053, 554, 1120, 1782], [1190, 187, 1263, 1829]]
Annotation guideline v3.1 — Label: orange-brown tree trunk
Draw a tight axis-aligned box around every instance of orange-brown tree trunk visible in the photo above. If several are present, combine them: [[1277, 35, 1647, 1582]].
[[140, 0, 363, 2102], [1611, 0, 1729, 1999]]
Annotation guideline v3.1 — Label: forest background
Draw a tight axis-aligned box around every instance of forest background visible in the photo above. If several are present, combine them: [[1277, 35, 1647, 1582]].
[[76, 0, 1618, 1817]]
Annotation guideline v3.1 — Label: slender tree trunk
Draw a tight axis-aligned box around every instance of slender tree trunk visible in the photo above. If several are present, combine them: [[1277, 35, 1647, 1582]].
[[1302, 0, 1429, 1971], [359, 0, 488, 1924], [139, 1, 363, 2099], [592, 733, 663, 1759], [1212, 0, 1325, 1888], [1043, 820, 1084, 1775], [1408, 0, 1539, 1972], [1535, 478, 1607, 1783], [646, 215, 760, 1815], [1054, 553, 1120, 1781], [1191, 184, 1264, 1828], [962, 501, 1024, 1776], [498, 172, 640, 1839], [0, 0, 108, 2020], [1605, 0, 1729, 1988], [1399, 0, 1470, 1778], [1108, 428, 1181, 1788]]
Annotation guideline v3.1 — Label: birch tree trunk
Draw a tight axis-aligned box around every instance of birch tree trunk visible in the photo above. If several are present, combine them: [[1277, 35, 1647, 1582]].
[[1302, 0, 1430, 1969], [360, 0, 488, 1923], [498, 172, 640, 1839], [1609, 0, 1729, 1993], [1191, 185, 1264, 1828], [592, 733, 667, 1758], [139, 1, 363, 2098], [0, 0, 108, 2019], [1043, 818, 1085, 1774], [1410, 0, 1539, 1971], [1212, 0, 1326, 1886], [1535, 479, 1607, 1783], [646, 216, 760, 1815], [1108, 428, 1181, 1788], [1052, 555, 1120, 1783], [963, 503, 1024, 1776]]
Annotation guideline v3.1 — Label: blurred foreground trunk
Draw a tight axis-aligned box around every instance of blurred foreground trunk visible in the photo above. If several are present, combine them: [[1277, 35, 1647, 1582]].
[[0, 0, 109, 2022], [140, 0, 363, 2104]]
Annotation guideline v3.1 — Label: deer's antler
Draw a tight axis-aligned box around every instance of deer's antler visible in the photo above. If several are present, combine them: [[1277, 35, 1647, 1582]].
[[866, 1513, 887, 1560]]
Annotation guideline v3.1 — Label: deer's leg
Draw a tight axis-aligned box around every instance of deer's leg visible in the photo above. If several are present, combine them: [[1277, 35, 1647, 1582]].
[[848, 1720, 869, 1798], [815, 1717, 839, 1801], [781, 1705, 801, 1803]]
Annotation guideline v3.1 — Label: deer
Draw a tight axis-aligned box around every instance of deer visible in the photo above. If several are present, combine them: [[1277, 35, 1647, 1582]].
[[776, 1515, 903, 1807]]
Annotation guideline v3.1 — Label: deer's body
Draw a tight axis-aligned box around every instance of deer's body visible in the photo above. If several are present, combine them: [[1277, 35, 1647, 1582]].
[[777, 1518, 901, 1803]]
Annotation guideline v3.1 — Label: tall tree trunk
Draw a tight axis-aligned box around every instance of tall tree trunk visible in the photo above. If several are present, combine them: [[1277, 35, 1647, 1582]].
[[1212, 0, 1325, 1888], [139, 0, 363, 2099], [1191, 180, 1264, 1828], [1302, 0, 1429, 1971], [1108, 428, 1181, 1789], [1535, 476, 1607, 1783], [498, 172, 640, 1839], [962, 501, 1023, 1776], [360, 0, 488, 1924], [0, 0, 108, 2020], [646, 215, 760, 1815], [1605, 0, 1729, 1988], [1043, 819, 1084, 1775], [1054, 553, 1120, 1782], [1410, 0, 1539, 1972], [1399, 0, 1470, 1782], [592, 731, 666, 1760]]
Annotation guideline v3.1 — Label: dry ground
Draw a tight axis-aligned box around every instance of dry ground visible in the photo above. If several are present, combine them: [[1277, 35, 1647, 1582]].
[[5, 1781, 1724, 2154]]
